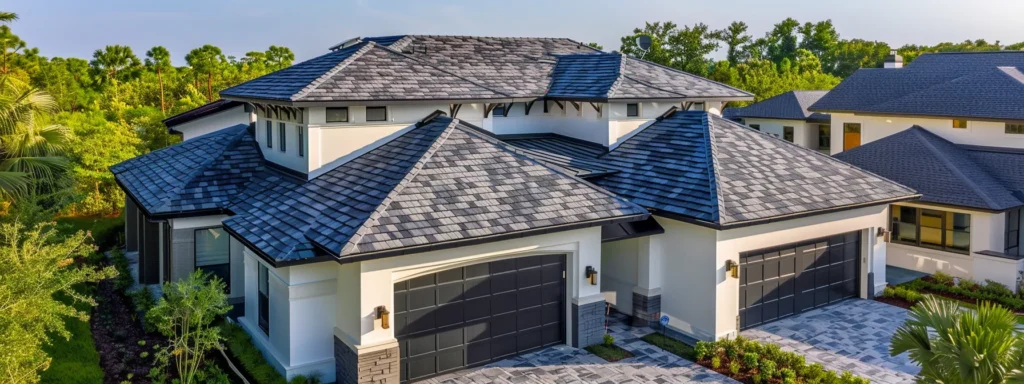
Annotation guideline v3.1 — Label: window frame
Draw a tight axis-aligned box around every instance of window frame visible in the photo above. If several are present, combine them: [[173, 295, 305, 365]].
[[1007, 208, 1020, 255], [1006, 123, 1024, 135], [297, 125, 304, 157], [278, 122, 286, 152], [952, 119, 967, 129], [626, 103, 640, 117], [258, 263, 270, 335], [265, 120, 272, 148], [326, 107, 349, 123], [818, 124, 831, 150], [492, 104, 506, 117], [193, 227, 230, 294], [783, 126, 795, 142], [890, 205, 970, 254], [366, 106, 388, 122]]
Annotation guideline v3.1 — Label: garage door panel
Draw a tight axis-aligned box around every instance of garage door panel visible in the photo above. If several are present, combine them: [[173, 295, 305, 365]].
[[406, 308, 436, 334], [542, 263, 562, 283], [465, 263, 489, 279], [541, 303, 560, 324], [541, 284, 561, 304], [778, 296, 794, 317], [491, 312, 517, 336], [517, 327, 542, 352], [517, 306, 542, 330], [437, 347, 464, 373], [438, 283, 464, 305], [778, 274, 795, 297], [491, 273, 516, 294], [410, 274, 435, 289], [492, 292, 517, 314], [438, 268, 464, 284], [410, 288, 436, 311], [405, 355, 435, 382], [436, 303, 464, 326], [491, 334, 517, 359], [743, 262, 763, 283], [517, 267, 542, 288], [466, 341, 489, 365], [491, 259, 517, 274], [464, 277, 490, 299], [407, 333, 437, 357], [743, 283, 762, 308], [815, 286, 829, 306], [542, 322, 561, 345], [518, 286, 542, 309], [762, 278, 779, 301], [464, 298, 490, 321], [395, 291, 409, 312]]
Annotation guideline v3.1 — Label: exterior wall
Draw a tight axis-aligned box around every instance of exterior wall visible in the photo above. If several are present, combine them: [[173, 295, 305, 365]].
[[741, 118, 824, 151], [829, 112, 1024, 155], [166, 215, 243, 299], [172, 105, 253, 141], [600, 238, 639, 312], [256, 108, 309, 173], [655, 218, 719, 341], [608, 101, 677, 148], [125, 197, 139, 252], [973, 254, 1023, 291]]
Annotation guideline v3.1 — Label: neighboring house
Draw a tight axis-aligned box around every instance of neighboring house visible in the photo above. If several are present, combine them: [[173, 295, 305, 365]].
[[111, 35, 916, 384], [163, 99, 254, 141], [723, 90, 832, 153], [815, 50, 1024, 290]]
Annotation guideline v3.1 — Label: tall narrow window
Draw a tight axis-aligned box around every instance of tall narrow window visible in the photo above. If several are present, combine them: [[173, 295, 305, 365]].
[[326, 107, 349, 123], [194, 227, 230, 293], [366, 106, 387, 122], [783, 126, 794, 142], [258, 264, 270, 334], [297, 126, 304, 157], [1007, 209, 1020, 255], [952, 119, 967, 129], [278, 122, 286, 152], [265, 120, 272, 148], [626, 103, 639, 117], [818, 124, 831, 150]]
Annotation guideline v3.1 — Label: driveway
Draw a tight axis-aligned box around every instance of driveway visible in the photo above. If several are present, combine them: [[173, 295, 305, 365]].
[[741, 299, 919, 384], [420, 312, 736, 384]]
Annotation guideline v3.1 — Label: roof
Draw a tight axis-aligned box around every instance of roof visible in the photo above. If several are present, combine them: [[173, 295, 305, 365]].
[[221, 35, 752, 103], [507, 111, 919, 227], [723, 91, 831, 122], [834, 126, 1024, 211], [162, 99, 244, 129], [222, 115, 648, 264], [810, 51, 1024, 120], [111, 124, 263, 217]]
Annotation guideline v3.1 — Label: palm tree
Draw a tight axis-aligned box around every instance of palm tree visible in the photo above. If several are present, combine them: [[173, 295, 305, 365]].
[[185, 45, 225, 101], [145, 46, 172, 115], [0, 77, 69, 199], [890, 296, 1024, 384], [0, 11, 17, 24], [90, 45, 140, 101]]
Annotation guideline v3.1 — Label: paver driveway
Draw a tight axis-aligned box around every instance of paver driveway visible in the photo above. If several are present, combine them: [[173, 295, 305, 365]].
[[420, 312, 735, 384], [741, 299, 919, 384]]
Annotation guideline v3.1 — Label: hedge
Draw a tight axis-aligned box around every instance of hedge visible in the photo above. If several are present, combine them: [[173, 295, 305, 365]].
[[692, 336, 868, 384]]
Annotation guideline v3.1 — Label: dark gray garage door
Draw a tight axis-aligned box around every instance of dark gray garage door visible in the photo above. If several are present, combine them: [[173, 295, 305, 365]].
[[394, 254, 566, 383], [739, 231, 860, 330]]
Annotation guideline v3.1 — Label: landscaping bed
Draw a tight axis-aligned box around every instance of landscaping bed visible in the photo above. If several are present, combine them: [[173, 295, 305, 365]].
[[879, 272, 1024, 315], [90, 271, 167, 383], [641, 332, 695, 360]]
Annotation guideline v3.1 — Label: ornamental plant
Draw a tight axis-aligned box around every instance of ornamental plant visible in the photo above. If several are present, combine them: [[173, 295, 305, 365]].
[[146, 271, 230, 384]]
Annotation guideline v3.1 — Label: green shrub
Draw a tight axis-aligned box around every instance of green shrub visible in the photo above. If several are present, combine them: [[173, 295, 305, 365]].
[[903, 276, 1024, 311], [957, 278, 979, 291], [780, 368, 796, 381], [760, 360, 777, 378], [694, 341, 713, 361], [723, 339, 739, 360], [743, 352, 760, 371], [729, 360, 741, 375], [931, 271, 954, 285], [602, 333, 615, 347], [711, 356, 721, 369], [221, 322, 288, 384], [981, 280, 1014, 296], [110, 249, 135, 293]]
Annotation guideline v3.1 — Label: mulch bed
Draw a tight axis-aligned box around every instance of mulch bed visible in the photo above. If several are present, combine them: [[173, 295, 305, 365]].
[[90, 277, 167, 384], [874, 296, 914, 310]]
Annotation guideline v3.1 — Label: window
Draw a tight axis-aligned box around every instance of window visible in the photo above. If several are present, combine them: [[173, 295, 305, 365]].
[[626, 103, 639, 117], [952, 119, 967, 129], [278, 122, 286, 152], [1006, 123, 1024, 135], [1007, 209, 1020, 255], [749, 124, 760, 131], [297, 126, 304, 157], [818, 124, 831, 150], [265, 121, 272, 148], [326, 107, 349, 123], [194, 227, 230, 293], [492, 104, 505, 117], [783, 126, 794, 142], [258, 264, 270, 334], [890, 205, 970, 254], [843, 122, 862, 151], [366, 106, 387, 122], [690, 102, 704, 111]]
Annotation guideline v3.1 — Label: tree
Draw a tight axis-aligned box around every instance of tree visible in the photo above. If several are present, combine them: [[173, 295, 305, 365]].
[[185, 45, 225, 101], [586, 42, 603, 51], [0, 221, 117, 384], [717, 21, 752, 65], [0, 26, 27, 74], [89, 45, 140, 86], [147, 271, 230, 384], [619, 21, 681, 67], [264, 45, 294, 72], [831, 39, 890, 78], [798, 20, 839, 72], [144, 46, 172, 115], [59, 111, 140, 216], [669, 23, 720, 77], [890, 296, 1024, 383], [0, 11, 17, 24], [764, 18, 801, 64], [0, 78, 70, 198]]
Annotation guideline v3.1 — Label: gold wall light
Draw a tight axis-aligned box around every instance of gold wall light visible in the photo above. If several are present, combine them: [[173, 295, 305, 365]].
[[375, 305, 390, 330], [726, 260, 739, 279], [585, 266, 598, 285]]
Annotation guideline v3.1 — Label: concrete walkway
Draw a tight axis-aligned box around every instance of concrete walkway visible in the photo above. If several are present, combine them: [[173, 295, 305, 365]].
[[741, 299, 919, 384]]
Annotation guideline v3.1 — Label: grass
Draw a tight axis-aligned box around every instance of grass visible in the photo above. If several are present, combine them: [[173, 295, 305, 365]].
[[641, 332, 695, 360], [584, 343, 634, 362], [39, 288, 104, 384], [221, 322, 288, 384]]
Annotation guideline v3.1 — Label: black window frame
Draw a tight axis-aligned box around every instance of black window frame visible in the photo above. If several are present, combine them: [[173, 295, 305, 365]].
[[258, 263, 270, 335], [326, 107, 349, 123], [193, 227, 230, 294], [890, 205, 970, 254], [278, 122, 286, 152], [1007, 208, 1020, 255], [297, 125, 304, 157], [818, 124, 831, 149], [626, 103, 639, 117], [749, 124, 760, 131], [1006, 123, 1024, 135], [366, 106, 387, 122], [265, 120, 272, 148], [783, 126, 795, 142]]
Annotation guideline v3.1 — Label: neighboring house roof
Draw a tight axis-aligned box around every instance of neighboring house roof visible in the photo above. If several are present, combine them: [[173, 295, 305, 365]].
[[111, 124, 263, 217], [723, 91, 831, 122], [219, 114, 648, 264], [221, 35, 752, 103], [162, 99, 243, 129], [810, 51, 1024, 120], [506, 110, 919, 227], [834, 126, 1024, 211]]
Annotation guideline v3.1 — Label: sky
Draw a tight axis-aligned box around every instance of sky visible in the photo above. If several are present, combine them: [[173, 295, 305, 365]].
[[5, 0, 1024, 65]]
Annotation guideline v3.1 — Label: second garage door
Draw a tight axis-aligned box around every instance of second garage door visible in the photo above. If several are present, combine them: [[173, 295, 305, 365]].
[[739, 231, 861, 330], [393, 254, 566, 383]]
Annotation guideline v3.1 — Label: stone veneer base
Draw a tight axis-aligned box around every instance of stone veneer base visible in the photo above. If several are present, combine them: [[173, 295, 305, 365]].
[[631, 292, 661, 327], [572, 300, 606, 348], [335, 337, 400, 384]]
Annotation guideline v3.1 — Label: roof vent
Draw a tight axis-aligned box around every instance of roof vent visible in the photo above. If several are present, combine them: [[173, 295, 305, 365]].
[[884, 49, 903, 69], [329, 37, 362, 51]]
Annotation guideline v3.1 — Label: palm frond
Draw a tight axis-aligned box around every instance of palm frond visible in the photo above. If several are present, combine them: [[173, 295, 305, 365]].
[[0, 170, 29, 199]]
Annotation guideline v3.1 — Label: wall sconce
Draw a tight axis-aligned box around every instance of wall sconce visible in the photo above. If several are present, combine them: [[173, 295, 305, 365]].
[[585, 266, 598, 285], [877, 227, 891, 242], [375, 305, 390, 330], [726, 260, 739, 279]]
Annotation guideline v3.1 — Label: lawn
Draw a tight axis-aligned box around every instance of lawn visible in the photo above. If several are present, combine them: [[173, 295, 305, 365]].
[[39, 289, 105, 384], [56, 215, 124, 251], [641, 332, 695, 360], [584, 343, 634, 362]]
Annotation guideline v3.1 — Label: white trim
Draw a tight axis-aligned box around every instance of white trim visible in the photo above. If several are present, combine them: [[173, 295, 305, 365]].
[[572, 293, 605, 306], [632, 286, 662, 297]]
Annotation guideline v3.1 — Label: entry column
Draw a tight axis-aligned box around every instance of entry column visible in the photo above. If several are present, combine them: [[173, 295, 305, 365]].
[[633, 236, 663, 326]]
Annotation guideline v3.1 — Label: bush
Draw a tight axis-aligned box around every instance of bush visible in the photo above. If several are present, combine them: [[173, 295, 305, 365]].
[[711, 356, 721, 369], [931, 271, 954, 285], [729, 360, 741, 375], [147, 271, 230, 383], [221, 322, 289, 384], [958, 278, 979, 291], [903, 277, 1024, 311], [883, 285, 924, 304], [110, 249, 135, 293], [742, 352, 760, 371], [603, 333, 615, 347], [981, 280, 1014, 297]]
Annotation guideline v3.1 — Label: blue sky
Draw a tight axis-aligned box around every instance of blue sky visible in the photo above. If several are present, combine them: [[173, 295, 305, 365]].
[[5, 0, 1024, 65]]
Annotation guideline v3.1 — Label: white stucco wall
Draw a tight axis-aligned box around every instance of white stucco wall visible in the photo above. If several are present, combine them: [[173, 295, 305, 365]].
[[741, 118, 828, 151], [256, 108, 309, 173], [172, 105, 253, 141], [655, 218, 719, 340], [829, 112, 1024, 155], [608, 101, 678, 147], [600, 238, 640, 311]]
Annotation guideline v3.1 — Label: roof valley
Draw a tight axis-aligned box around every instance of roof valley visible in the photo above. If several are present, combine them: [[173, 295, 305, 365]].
[[703, 113, 725, 224], [911, 128, 1001, 208]]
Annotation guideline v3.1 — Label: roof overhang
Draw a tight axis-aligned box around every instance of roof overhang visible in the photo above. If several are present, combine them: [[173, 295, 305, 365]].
[[223, 95, 538, 108], [162, 100, 245, 129], [807, 109, 1024, 123]]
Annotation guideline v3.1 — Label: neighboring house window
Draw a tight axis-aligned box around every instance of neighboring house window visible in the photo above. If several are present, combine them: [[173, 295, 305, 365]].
[[278, 122, 286, 152], [1007, 209, 1020, 255], [258, 263, 270, 334], [626, 103, 639, 117], [818, 124, 831, 150], [843, 123, 861, 151], [326, 107, 349, 123], [691, 102, 704, 111], [749, 124, 760, 131], [1006, 123, 1024, 135], [297, 126, 304, 157], [265, 121, 272, 148], [492, 104, 505, 117], [783, 126, 794, 142], [952, 119, 967, 129], [366, 106, 387, 122], [890, 205, 970, 254], [194, 227, 230, 293]]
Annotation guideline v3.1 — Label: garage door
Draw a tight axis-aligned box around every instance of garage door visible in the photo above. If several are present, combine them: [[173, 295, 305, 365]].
[[393, 254, 566, 383], [739, 231, 860, 330]]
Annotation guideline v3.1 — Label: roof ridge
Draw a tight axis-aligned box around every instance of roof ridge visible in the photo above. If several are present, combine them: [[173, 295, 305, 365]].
[[386, 35, 414, 51], [603, 54, 626, 98], [291, 41, 377, 101], [909, 127, 1003, 208], [374, 44, 514, 98], [336, 117, 462, 256], [704, 113, 724, 224], [149, 126, 250, 212]]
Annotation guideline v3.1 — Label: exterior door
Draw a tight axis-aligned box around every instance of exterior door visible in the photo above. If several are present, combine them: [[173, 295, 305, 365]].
[[739, 231, 860, 330], [394, 254, 566, 383], [843, 123, 861, 151]]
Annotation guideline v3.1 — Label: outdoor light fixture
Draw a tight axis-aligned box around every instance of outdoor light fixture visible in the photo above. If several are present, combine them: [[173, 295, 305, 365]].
[[877, 227, 891, 242], [726, 260, 739, 279], [375, 306, 390, 330], [585, 266, 598, 285]]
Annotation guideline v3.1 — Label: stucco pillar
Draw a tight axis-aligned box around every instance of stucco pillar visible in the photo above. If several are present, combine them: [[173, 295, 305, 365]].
[[632, 235, 663, 326]]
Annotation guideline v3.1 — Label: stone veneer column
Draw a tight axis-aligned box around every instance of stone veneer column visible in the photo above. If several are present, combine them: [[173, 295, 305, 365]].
[[631, 289, 661, 327], [335, 337, 400, 384], [572, 299, 606, 348]]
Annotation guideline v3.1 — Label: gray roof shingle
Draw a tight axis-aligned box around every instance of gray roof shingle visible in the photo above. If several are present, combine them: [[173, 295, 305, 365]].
[[724, 90, 830, 122], [834, 127, 1024, 211]]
